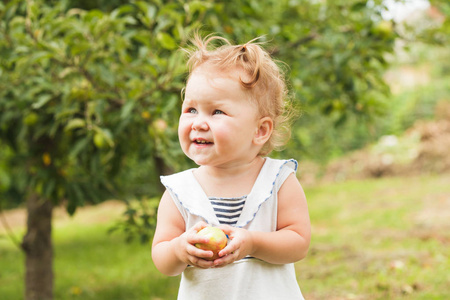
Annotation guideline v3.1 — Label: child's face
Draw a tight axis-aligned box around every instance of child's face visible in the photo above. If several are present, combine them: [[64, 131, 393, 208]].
[[179, 64, 262, 168]]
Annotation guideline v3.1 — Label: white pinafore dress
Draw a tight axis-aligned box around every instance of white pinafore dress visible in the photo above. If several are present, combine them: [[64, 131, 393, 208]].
[[160, 158, 305, 300]]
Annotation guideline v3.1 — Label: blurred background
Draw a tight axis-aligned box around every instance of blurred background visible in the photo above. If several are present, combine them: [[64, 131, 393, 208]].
[[0, 0, 449, 299]]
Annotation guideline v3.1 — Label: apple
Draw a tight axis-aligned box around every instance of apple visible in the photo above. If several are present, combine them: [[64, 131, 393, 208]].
[[93, 133, 106, 149], [23, 112, 39, 126], [195, 226, 228, 261], [372, 20, 393, 39]]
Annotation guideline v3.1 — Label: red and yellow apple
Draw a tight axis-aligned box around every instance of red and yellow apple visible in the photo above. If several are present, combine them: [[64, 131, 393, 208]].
[[195, 226, 228, 261]]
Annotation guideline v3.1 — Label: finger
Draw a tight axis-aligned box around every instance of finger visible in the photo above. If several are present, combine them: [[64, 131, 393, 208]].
[[218, 224, 234, 236], [189, 255, 214, 269], [187, 246, 216, 267], [195, 249, 215, 261], [218, 241, 238, 257], [186, 224, 210, 244], [187, 232, 210, 245], [187, 243, 215, 260], [213, 249, 239, 267], [193, 221, 209, 232]]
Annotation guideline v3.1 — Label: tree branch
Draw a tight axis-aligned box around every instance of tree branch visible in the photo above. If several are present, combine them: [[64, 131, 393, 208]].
[[271, 32, 319, 56]]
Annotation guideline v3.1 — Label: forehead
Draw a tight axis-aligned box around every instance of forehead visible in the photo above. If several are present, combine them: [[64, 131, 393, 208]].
[[188, 63, 245, 84], [185, 64, 249, 99]]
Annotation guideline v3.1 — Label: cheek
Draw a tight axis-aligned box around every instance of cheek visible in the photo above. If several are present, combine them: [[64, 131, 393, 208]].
[[210, 123, 234, 144], [178, 119, 191, 145], [208, 121, 222, 135], [215, 120, 255, 147]]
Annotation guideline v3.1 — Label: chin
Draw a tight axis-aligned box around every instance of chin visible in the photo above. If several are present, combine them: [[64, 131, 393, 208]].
[[194, 160, 212, 166], [189, 156, 209, 166]]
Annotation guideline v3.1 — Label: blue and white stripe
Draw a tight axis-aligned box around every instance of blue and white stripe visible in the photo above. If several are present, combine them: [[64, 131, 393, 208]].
[[209, 196, 247, 225]]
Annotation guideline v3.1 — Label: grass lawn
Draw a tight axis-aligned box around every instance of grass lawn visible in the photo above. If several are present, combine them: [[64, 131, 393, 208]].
[[1, 173, 449, 299], [299, 174, 450, 300]]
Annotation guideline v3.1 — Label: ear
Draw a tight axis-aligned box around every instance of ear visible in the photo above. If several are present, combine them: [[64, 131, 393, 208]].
[[253, 117, 273, 146]]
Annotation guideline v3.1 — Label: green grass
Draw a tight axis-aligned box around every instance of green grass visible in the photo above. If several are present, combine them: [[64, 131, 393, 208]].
[[0, 215, 180, 300], [1, 174, 449, 299], [299, 174, 450, 299]]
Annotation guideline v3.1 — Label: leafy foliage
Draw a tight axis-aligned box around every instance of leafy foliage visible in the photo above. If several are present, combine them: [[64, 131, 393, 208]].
[[186, 0, 398, 161], [1, 2, 448, 299], [0, 0, 194, 213], [2, 0, 447, 233]]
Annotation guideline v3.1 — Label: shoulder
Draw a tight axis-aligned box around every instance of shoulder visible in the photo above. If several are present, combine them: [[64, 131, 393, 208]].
[[160, 168, 196, 188], [160, 168, 196, 180], [262, 157, 298, 191], [264, 157, 298, 172]]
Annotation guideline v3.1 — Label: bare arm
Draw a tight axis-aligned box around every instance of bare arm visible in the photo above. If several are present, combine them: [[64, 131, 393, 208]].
[[216, 173, 311, 265], [151, 190, 216, 276]]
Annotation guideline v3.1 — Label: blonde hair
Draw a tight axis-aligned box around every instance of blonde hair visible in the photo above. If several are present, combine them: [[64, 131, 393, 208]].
[[185, 33, 293, 155]]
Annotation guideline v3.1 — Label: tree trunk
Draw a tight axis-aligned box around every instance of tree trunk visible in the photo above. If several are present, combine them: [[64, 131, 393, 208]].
[[21, 193, 53, 300], [154, 155, 174, 192]]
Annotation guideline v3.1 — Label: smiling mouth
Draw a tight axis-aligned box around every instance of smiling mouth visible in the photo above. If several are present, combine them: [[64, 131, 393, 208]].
[[194, 139, 212, 145]]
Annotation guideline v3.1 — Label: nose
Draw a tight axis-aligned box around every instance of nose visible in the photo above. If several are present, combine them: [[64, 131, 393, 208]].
[[191, 115, 209, 131]]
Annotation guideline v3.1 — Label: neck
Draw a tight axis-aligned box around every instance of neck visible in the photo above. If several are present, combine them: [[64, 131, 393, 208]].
[[195, 156, 266, 197], [203, 156, 264, 176]]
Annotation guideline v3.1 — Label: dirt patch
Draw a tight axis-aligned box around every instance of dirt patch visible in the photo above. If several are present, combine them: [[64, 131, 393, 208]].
[[311, 101, 450, 183], [413, 191, 450, 245]]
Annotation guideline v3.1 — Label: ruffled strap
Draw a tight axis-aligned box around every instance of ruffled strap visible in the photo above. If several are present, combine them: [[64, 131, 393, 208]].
[[235, 158, 298, 228], [160, 169, 220, 226], [160, 158, 298, 229]]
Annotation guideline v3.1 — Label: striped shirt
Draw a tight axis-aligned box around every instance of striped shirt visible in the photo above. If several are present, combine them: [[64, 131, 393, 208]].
[[209, 196, 247, 225]]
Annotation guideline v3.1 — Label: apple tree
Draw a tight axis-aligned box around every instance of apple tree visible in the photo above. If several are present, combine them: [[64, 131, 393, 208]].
[[2, 0, 447, 299], [0, 0, 200, 298], [200, 0, 398, 160]]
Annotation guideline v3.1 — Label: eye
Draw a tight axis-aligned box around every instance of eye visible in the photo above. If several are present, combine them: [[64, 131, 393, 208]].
[[186, 107, 197, 114], [213, 110, 225, 115]]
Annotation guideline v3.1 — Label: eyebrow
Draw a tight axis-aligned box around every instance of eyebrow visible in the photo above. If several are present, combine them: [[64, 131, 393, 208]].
[[181, 98, 196, 107]]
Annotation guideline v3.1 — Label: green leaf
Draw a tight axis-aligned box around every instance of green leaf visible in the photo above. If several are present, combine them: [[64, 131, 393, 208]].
[[29, 51, 53, 64], [136, 1, 157, 20], [69, 138, 89, 158], [44, 179, 56, 199], [161, 95, 178, 115], [0, 168, 11, 192], [97, 65, 115, 87], [132, 32, 152, 47], [351, 1, 367, 11], [58, 67, 78, 79], [110, 4, 134, 19], [93, 127, 115, 148], [65, 118, 86, 131], [157, 32, 177, 50], [120, 101, 135, 120], [66, 199, 77, 216], [32, 94, 52, 109]]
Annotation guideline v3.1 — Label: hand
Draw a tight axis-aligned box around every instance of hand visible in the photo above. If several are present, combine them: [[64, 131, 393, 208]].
[[173, 221, 216, 269], [212, 225, 254, 267]]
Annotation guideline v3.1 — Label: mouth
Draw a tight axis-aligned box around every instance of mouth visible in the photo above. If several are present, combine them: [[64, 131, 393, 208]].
[[193, 138, 213, 145]]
